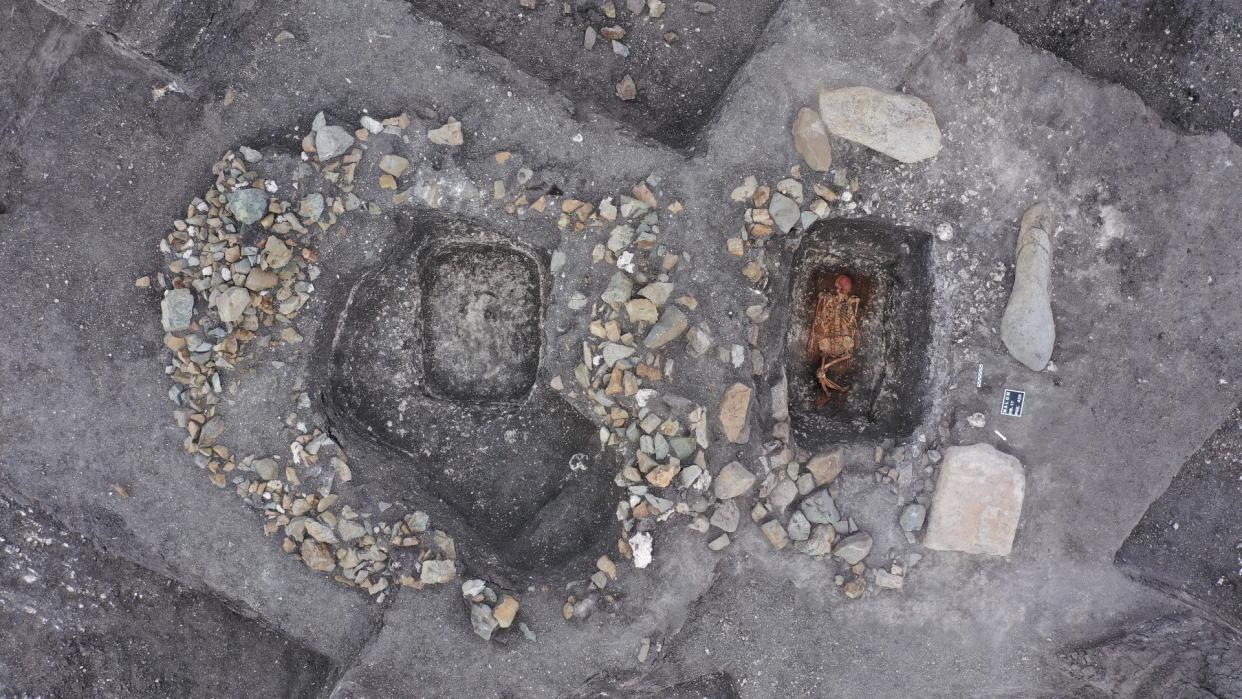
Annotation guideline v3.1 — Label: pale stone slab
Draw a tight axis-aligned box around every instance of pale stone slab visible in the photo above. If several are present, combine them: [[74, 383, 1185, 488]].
[[817, 86, 942, 164], [924, 443, 1025, 556]]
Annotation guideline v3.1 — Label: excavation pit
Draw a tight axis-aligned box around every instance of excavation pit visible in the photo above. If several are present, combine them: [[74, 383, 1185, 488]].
[[421, 243, 542, 403], [321, 213, 619, 584], [785, 220, 933, 448]]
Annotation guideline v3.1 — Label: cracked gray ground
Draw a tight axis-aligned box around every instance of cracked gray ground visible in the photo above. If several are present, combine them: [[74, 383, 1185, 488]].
[[2, 0, 1242, 697]]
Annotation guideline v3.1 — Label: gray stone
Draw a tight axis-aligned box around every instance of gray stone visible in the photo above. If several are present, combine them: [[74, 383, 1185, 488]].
[[806, 449, 843, 485], [601, 271, 633, 305], [197, 417, 224, 446], [337, 519, 366, 542], [707, 534, 730, 551], [239, 145, 262, 162], [787, 511, 811, 541], [470, 603, 499, 641], [713, 461, 756, 499], [767, 478, 799, 514], [160, 289, 194, 332], [760, 519, 789, 549], [304, 520, 338, 545], [428, 120, 464, 146], [379, 154, 410, 177], [1001, 202, 1056, 371], [226, 188, 268, 225], [793, 107, 833, 172], [638, 282, 674, 306], [833, 532, 873, 565], [874, 569, 903, 590], [215, 286, 250, 324], [923, 444, 1026, 556], [419, 559, 456, 584], [686, 325, 714, 357], [799, 488, 840, 525], [252, 458, 279, 481], [298, 193, 324, 222], [710, 499, 740, 533], [601, 342, 636, 367], [899, 503, 927, 532], [817, 86, 942, 163], [644, 306, 689, 348], [314, 125, 355, 161], [768, 191, 801, 234], [796, 524, 836, 556]]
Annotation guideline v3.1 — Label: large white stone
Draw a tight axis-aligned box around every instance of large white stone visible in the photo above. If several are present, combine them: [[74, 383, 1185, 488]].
[[817, 86, 942, 164], [923, 443, 1025, 556]]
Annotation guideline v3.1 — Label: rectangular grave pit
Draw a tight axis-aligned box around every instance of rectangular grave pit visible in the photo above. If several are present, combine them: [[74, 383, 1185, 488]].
[[786, 220, 933, 446]]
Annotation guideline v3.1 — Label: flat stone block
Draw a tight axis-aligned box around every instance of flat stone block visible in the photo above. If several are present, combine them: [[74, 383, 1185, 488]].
[[923, 443, 1025, 556]]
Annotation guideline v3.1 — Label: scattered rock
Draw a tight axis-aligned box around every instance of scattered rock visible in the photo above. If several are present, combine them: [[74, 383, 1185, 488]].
[[800, 489, 840, 525], [627, 298, 660, 324], [817, 86, 942, 164], [644, 306, 689, 348], [768, 192, 801, 234], [215, 287, 250, 324], [833, 532, 873, 565], [420, 559, 457, 584], [923, 444, 1025, 556], [601, 271, 633, 306], [428, 120, 464, 146], [792, 107, 833, 171], [713, 461, 756, 499], [244, 269, 279, 291], [966, 412, 987, 429], [710, 500, 740, 532], [806, 449, 843, 485], [300, 539, 336, 572], [493, 595, 519, 629], [298, 192, 324, 222], [314, 125, 355, 161], [874, 569, 903, 590], [470, 603, 499, 640], [160, 289, 194, 332], [252, 458, 279, 481], [760, 520, 790, 549], [262, 235, 292, 270], [226, 188, 267, 225], [787, 511, 811, 541], [629, 531, 653, 568], [797, 524, 836, 556], [718, 382, 752, 444], [767, 478, 798, 514], [379, 154, 410, 177], [899, 503, 927, 532], [1001, 202, 1056, 371], [616, 75, 637, 101], [707, 534, 730, 551]]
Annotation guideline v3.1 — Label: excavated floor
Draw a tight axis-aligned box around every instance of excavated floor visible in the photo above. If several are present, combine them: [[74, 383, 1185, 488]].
[[3, 0, 1242, 696]]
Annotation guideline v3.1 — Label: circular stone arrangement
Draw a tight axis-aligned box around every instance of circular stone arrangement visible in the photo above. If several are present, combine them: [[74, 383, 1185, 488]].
[[155, 106, 938, 643]]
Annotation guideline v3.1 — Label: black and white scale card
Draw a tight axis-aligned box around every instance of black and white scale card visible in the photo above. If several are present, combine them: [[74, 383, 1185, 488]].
[[1000, 389, 1025, 417]]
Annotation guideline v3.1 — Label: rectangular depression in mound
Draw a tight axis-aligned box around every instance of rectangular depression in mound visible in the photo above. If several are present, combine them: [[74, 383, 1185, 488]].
[[786, 220, 932, 446], [421, 243, 543, 402], [406, 0, 782, 148]]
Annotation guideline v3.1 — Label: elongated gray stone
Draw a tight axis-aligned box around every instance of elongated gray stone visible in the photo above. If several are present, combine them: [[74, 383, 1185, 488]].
[[1001, 202, 1056, 371], [644, 306, 688, 348]]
